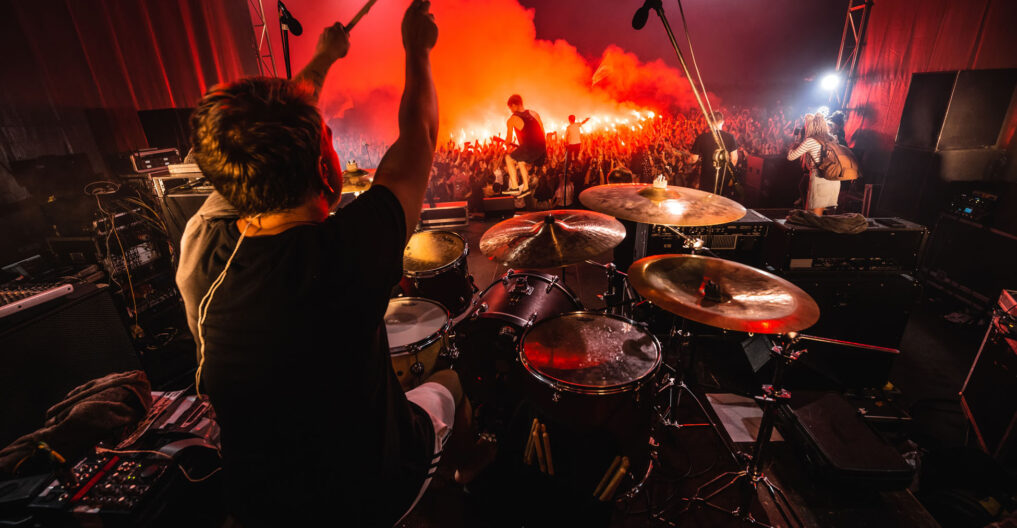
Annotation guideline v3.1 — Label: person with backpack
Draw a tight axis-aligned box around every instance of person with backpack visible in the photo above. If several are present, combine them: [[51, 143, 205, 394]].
[[787, 113, 841, 215]]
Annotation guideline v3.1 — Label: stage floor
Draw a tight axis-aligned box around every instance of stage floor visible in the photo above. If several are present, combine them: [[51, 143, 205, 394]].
[[396, 214, 970, 528]]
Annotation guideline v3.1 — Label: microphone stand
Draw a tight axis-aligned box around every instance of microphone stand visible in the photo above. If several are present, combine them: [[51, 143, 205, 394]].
[[642, 0, 734, 196], [278, 3, 297, 79]]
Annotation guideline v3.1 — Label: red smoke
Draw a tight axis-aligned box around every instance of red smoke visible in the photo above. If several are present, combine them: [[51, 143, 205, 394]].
[[280, 0, 712, 152]]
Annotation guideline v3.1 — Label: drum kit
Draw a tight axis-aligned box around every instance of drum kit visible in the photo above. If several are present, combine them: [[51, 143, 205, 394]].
[[386, 178, 824, 526]]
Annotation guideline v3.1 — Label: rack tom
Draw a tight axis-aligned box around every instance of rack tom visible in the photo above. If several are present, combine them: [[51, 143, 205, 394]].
[[401, 230, 475, 316]]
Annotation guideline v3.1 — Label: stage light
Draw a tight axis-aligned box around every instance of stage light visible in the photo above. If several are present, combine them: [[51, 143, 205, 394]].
[[820, 73, 841, 91]]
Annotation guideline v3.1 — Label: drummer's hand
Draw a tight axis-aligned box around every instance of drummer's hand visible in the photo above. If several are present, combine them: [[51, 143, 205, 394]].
[[402, 0, 437, 54], [315, 22, 350, 62]]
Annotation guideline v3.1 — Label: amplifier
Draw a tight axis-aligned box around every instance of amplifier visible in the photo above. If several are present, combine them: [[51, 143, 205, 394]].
[[420, 201, 469, 229], [614, 209, 773, 271], [765, 217, 928, 273], [645, 209, 772, 265], [163, 189, 213, 249], [960, 289, 1017, 464]]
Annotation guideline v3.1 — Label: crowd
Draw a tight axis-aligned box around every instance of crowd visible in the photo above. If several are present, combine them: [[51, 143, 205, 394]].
[[336, 105, 802, 210]]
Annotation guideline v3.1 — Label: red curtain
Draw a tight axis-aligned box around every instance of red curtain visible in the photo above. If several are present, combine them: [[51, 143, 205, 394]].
[[844, 0, 1017, 178], [0, 0, 259, 202]]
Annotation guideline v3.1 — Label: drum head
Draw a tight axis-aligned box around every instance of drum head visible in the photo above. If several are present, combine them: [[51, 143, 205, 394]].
[[520, 312, 660, 392], [403, 231, 465, 274], [385, 297, 449, 351]]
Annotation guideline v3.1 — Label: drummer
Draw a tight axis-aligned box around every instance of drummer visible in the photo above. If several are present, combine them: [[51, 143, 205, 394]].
[[175, 3, 489, 526]]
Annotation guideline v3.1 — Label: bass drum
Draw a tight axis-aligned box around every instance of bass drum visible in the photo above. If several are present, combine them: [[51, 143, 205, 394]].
[[400, 230, 475, 316], [517, 312, 662, 500], [454, 270, 582, 407]]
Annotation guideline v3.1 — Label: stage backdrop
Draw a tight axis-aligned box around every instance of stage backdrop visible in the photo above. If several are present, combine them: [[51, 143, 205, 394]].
[[0, 0, 259, 204], [844, 0, 1017, 182]]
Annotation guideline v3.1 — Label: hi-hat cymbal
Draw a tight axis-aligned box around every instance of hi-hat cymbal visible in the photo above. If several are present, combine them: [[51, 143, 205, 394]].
[[342, 175, 372, 194], [579, 183, 746, 226], [628, 254, 820, 334], [479, 209, 626, 268]]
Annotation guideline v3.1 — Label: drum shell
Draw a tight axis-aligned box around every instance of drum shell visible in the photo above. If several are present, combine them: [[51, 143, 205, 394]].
[[400, 231, 474, 316], [454, 271, 582, 404]]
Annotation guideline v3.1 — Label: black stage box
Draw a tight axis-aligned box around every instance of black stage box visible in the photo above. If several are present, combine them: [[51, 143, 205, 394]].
[[739, 273, 921, 390], [0, 284, 141, 449], [764, 217, 927, 273], [777, 391, 914, 489]]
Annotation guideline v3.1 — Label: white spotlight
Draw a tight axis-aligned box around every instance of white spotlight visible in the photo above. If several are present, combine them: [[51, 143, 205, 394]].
[[820, 73, 841, 91]]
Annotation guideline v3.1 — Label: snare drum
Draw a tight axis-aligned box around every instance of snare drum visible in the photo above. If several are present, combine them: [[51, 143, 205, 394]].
[[401, 230, 475, 316], [518, 312, 661, 499], [454, 270, 582, 404], [384, 297, 451, 391]]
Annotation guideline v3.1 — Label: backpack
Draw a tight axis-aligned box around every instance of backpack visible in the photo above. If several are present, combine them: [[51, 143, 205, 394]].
[[815, 139, 860, 181]]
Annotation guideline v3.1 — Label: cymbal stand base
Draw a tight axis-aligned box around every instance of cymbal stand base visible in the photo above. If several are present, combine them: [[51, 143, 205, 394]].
[[656, 321, 741, 465], [658, 336, 805, 528]]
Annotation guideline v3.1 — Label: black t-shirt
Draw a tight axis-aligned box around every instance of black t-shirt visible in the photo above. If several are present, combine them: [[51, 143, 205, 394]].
[[691, 129, 739, 192], [187, 187, 431, 527]]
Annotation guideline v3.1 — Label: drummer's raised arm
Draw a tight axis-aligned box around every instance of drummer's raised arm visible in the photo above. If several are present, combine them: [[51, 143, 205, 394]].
[[295, 22, 350, 101]]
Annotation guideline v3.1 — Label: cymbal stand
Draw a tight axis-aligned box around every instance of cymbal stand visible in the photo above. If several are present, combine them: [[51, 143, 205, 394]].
[[585, 260, 637, 317], [661, 225, 718, 258], [668, 333, 804, 528]]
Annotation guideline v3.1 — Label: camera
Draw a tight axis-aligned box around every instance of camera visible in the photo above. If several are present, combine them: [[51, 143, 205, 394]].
[[792, 126, 804, 139]]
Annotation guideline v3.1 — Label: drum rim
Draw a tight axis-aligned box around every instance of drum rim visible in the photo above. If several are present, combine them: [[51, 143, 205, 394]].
[[403, 230, 469, 278], [386, 297, 452, 355], [518, 310, 663, 395]]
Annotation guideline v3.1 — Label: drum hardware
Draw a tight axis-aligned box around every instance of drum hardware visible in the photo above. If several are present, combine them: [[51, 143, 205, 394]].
[[670, 333, 807, 528], [584, 260, 639, 316]]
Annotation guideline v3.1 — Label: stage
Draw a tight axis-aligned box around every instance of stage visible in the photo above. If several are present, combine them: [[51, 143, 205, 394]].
[[391, 213, 975, 528]]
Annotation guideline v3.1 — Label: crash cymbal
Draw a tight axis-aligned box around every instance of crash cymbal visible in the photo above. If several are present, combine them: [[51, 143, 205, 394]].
[[479, 209, 626, 268], [628, 254, 819, 334], [579, 183, 746, 226]]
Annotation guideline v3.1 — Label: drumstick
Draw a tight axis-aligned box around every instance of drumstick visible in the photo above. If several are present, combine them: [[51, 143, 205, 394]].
[[540, 425, 554, 476], [524, 418, 539, 464], [532, 427, 547, 473], [598, 456, 630, 502], [345, 0, 378, 32], [593, 456, 622, 498]]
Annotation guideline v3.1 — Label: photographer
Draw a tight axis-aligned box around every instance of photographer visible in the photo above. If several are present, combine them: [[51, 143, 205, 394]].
[[787, 113, 839, 215]]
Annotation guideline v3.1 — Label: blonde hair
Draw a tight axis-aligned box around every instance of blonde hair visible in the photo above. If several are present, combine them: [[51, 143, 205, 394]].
[[804, 113, 836, 142]]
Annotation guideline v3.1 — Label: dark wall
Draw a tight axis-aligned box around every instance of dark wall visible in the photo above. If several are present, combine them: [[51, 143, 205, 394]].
[[0, 0, 259, 208]]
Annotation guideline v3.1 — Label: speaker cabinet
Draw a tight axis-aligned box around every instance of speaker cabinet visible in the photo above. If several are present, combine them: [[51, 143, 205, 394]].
[[0, 284, 140, 449], [896, 69, 1017, 151]]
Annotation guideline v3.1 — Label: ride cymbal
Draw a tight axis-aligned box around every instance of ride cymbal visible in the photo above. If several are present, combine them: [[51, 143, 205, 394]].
[[579, 183, 746, 226], [627, 254, 820, 334], [479, 209, 626, 268]]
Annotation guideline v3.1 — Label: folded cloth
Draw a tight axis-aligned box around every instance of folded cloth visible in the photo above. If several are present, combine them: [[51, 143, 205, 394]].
[[786, 210, 868, 234], [0, 370, 152, 476]]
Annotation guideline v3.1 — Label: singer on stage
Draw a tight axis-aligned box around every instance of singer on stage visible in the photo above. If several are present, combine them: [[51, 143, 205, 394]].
[[503, 94, 547, 194]]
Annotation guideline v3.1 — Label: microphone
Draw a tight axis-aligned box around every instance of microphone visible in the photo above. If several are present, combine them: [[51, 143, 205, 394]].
[[278, 1, 303, 36], [632, 0, 661, 30]]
